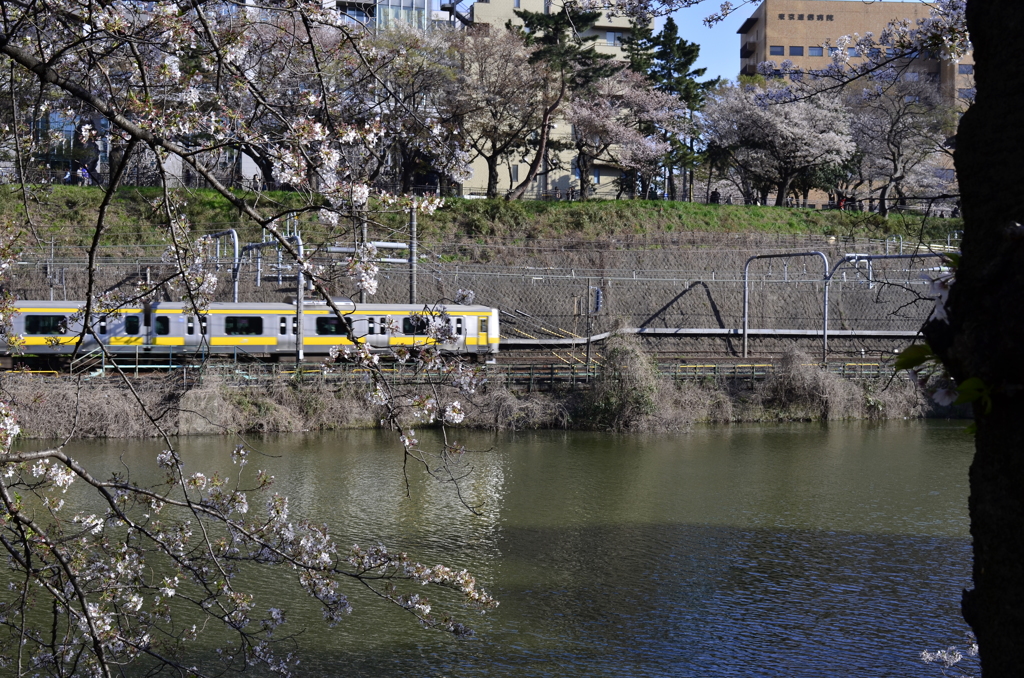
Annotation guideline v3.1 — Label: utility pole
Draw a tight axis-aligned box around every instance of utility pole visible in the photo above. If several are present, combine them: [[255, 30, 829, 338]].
[[409, 204, 417, 305], [359, 209, 368, 304], [585, 277, 592, 379]]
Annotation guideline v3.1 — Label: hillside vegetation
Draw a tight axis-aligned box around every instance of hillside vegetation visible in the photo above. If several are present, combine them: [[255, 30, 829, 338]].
[[1, 185, 960, 253]]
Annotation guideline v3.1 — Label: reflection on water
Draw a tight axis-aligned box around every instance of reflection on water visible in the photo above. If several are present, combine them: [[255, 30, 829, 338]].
[[21, 421, 973, 677]]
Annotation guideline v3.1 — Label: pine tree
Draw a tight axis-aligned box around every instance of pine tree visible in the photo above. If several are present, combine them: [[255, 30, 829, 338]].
[[505, 6, 621, 199]]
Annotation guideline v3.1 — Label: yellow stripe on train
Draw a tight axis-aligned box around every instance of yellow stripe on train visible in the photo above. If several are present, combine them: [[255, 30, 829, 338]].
[[303, 337, 360, 346], [210, 337, 279, 346], [390, 337, 436, 346], [21, 336, 81, 346]]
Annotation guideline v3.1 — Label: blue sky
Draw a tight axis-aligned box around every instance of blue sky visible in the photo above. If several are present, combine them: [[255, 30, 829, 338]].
[[666, 4, 750, 83]]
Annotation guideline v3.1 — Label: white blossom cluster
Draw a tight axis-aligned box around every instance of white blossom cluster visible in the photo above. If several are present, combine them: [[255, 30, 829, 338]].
[[920, 635, 978, 673], [0, 401, 19, 449], [345, 242, 380, 296]]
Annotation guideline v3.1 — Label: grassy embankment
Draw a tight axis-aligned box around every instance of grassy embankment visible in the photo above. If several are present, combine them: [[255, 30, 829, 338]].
[[1, 185, 960, 253]]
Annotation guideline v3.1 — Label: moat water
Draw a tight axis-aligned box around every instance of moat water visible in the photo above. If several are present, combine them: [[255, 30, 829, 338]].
[[32, 421, 974, 677]]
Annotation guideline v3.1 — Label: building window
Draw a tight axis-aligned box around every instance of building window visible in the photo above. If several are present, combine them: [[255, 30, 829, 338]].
[[593, 168, 600, 185], [511, 164, 519, 182], [789, 46, 803, 56], [828, 47, 839, 57], [606, 31, 616, 45], [958, 63, 974, 75], [959, 88, 976, 101], [869, 48, 881, 58], [848, 47, 858, 57], [886, 47, 897, 57], [769, 45, 784, 56], [514, 0, 520, 6], [809, 46, 823, 57]]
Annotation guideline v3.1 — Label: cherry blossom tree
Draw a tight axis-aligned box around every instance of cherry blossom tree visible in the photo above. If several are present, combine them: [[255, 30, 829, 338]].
[[0, 2, 492, 675], [847, 78, 957, 215], [566, 69, 686, 199], [505, 5, 621, 200], [449, 27, 548, 199], [701, 80, 855, 206]]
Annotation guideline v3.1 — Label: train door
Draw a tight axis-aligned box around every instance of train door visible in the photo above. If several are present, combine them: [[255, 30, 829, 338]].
[[277, 315, 296, 355], [366, 316, 390, 350], [108, 313, 143, 353], [477, 316, 490, 354], [182, 313, 203, 350], [452, 317, 464, 352], [151, 313, 183, 349]]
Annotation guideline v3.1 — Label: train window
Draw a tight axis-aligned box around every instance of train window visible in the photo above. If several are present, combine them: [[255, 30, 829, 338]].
[[480, 318, 488, 334], [199, 315, 207, 335], [155, 316, 170, 335], [225, 316, 264, 335], [125, 316, 141, 335], [316, 317, 349, 335], [292, 317, 298, 335], [455, 318, 463, 335], [368, 317, 376, 335], [402, 315, 428, 335], [99, 316, 108, 335], [186, 316, 194, 336], [279, 317, 287, 335], [381, 317, 389, 334], [25, 315, 65, 335]]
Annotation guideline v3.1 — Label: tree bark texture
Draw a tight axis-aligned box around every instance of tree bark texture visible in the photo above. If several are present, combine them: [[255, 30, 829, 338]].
[[925, 2, 1024, 675]]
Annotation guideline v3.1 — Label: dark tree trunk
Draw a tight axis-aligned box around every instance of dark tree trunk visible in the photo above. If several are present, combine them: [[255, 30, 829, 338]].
[[486, 155, 500, 199], [878, 181, 893, 217], [576, 150, 593, 200], [924, 2, 1024, 675], [773, 176, 793, 207]]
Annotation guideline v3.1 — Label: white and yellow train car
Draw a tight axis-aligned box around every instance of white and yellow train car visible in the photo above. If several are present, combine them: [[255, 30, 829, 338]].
[[3, 299, 500, 359]]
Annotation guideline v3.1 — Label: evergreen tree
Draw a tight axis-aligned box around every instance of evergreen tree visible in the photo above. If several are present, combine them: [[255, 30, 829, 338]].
[[505, 6, 621, 199], [650, 18, 716, 108]]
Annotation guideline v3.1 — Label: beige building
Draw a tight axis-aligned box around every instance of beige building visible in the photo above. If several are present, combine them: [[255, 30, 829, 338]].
[[448, 0, 637, 198], [737, 0, 974, 105]]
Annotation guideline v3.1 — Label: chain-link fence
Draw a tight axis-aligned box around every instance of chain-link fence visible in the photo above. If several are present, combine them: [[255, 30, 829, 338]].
[[10, 233, 950, 357]]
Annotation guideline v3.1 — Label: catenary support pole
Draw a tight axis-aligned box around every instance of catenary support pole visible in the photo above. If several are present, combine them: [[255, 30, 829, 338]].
[[409, 205, 417, 305], [360, 210, 367, 304]]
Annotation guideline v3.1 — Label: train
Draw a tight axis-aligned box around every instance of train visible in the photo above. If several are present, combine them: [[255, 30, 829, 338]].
[[1, 299, 501, 361]]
